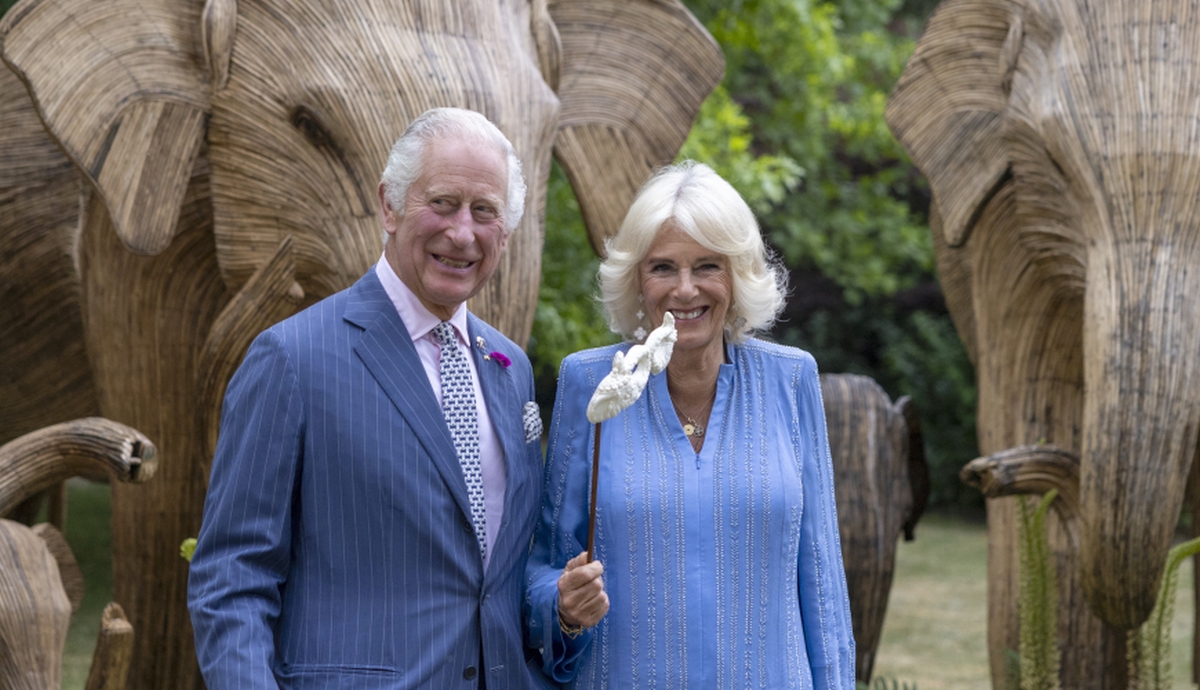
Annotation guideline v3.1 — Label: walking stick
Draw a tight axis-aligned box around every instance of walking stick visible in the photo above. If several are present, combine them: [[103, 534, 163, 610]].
[[584, 313, 676, 562]]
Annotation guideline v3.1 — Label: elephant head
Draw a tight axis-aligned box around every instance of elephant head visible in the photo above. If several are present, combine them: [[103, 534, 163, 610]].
[[887, 0, 1200, 682], [0, 1, 723, 687], [0, 417, 150, 689], [1, 0, 722, 339], [821, 373, 929, 684]]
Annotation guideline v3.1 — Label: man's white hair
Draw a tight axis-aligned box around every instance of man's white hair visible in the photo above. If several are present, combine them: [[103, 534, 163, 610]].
[[379, 108, 527, 241]]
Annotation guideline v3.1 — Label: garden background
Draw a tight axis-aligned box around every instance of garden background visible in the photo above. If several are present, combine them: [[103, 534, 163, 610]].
[[6, 0, 1195, 686]]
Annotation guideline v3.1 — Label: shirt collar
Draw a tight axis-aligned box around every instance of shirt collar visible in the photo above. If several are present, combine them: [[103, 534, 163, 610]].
[[375, 255, 469, 344]]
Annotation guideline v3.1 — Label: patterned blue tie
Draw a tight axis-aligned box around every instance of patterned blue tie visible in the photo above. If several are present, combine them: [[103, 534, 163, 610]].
[[433, 321, 487, 558]]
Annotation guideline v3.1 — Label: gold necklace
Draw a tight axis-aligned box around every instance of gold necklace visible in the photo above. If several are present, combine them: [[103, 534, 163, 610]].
[[675, 385, 718, 438]]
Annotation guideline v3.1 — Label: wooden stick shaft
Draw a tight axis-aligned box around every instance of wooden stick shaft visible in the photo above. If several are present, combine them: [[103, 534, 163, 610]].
[[586, 422, 601, 562]]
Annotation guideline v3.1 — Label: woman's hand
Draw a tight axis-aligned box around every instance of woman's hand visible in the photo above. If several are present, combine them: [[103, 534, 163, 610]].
[[556, 551, 609, 628]]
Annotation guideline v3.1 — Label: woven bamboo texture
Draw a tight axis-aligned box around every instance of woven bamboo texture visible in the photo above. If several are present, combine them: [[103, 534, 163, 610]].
[[84, 603, 135, 690], [0, 1, 722, 687], [822, 373, 929, 684], [0, 418, 157, 515], [0, 417, 150, 690], [0, 519, 71, 690], [0, 62, 94, 448], [887, 0, 1200, 685]]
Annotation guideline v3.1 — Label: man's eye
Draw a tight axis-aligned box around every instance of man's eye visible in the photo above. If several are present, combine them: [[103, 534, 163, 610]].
[[472, 205, 499, 221]]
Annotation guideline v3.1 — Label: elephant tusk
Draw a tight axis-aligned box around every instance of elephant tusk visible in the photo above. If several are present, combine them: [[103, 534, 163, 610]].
[[85, 602, 135, 690], [960, 444, 1081, 523], [196, 234, 304, 480], [0, 417, 157, 516]]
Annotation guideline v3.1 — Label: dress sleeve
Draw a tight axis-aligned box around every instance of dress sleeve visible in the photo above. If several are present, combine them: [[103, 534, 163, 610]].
[[795, 354, 857, 689], [525, 354, 598, 683], [187, 329, 302, 690]]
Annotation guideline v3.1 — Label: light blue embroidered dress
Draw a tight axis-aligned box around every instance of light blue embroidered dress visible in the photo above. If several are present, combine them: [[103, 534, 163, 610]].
[[526, 339, 855, 689]]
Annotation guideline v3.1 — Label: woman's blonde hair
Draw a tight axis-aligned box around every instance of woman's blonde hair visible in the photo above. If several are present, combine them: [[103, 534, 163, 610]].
[[598, 161, 787, 343]]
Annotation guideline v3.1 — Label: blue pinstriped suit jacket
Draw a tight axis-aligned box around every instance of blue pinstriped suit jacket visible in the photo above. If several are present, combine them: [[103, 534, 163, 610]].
[[188, 270, 545, 690]]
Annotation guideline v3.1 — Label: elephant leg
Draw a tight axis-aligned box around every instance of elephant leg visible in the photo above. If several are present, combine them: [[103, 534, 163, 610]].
[[985, 497, 1019, 689], [987, 496, 1128, 689]]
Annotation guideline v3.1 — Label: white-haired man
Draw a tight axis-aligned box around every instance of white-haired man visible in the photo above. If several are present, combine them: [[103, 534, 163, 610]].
[[190, 108, 545, 690]]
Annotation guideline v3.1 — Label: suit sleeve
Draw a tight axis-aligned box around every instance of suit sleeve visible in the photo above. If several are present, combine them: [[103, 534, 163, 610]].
[[795, 354, 857, 689], [525, 354, 596, 682], [188, 329, 303, 690]]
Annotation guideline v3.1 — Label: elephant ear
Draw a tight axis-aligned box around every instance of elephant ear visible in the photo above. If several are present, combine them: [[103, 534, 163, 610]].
[[0, 0, 210, 255], [885, 0, 1016, 248], [894, 395, 930, 541], [0, 60, 97, 446], [549, 0, 724, 254]]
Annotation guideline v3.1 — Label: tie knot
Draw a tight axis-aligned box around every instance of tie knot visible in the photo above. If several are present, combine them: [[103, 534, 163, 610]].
[[433, 321, 457, 348]]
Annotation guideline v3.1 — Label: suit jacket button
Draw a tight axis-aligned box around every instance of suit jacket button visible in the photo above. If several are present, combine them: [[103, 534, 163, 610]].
[[463, 666, 477, 680]]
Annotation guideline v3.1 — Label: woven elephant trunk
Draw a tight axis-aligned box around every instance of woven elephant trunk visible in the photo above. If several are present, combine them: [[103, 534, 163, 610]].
[[887, 0, 1200, 684], [1079, 240, 1200, 629]]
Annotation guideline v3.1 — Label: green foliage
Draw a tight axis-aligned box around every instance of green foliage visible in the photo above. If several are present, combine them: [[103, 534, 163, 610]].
[[1128, 534, 1200, 689], [0, 0, 15, 17], [528, 162, 619, 419], [686, 0, 931, 304], [672, 0, 980, 512], [1016, 491, 1061, 690], [778, 306, 979, 510], [678, 85, 804, 214], [1003, 648, 1023, 690], [180, 537, 198, 562]]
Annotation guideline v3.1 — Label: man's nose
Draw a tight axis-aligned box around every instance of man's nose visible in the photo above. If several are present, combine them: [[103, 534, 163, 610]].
[[444, 207, 475, 245]]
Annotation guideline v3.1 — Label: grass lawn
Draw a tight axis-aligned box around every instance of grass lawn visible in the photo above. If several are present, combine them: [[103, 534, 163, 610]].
[[872, 513, 1197, 690], [53, 484, 1197, 689], [60, 479, 115, 690]]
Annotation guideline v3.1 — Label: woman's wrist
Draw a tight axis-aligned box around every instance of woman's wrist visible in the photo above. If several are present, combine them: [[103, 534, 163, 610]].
[[559, 613, 585, 638]]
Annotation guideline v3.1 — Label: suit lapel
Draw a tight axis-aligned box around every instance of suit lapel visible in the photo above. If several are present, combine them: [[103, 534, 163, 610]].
[[467, 316, 527, 561], [346, 272, 474, 524]]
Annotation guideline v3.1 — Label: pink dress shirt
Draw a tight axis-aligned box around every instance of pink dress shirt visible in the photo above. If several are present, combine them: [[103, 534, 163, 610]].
[[374, 256, 506, 570]]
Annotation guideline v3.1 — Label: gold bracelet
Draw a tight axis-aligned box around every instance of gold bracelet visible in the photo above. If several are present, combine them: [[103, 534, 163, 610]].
[[559, 616, 584, 638]]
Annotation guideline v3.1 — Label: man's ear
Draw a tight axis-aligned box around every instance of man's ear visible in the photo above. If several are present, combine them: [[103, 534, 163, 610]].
[[378, 182, 398, 238], [1, 0, 215, 255]]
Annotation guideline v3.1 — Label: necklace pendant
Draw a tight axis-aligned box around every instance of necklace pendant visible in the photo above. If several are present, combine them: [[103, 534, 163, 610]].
[[684, 422, 704, 437]]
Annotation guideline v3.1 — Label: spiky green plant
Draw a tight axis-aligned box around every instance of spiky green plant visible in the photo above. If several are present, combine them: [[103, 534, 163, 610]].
[[1127, 534, 1200, 689], [1016, 490, 1061, 690]]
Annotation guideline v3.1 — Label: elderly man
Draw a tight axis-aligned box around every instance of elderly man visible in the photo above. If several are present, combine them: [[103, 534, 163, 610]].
[[188, 108, 545, 690]]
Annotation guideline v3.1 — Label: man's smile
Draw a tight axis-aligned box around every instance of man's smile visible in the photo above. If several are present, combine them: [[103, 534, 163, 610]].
[[435, 254, 475, 269]]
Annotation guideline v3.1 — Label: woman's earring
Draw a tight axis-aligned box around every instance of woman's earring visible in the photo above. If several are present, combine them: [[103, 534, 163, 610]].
[[633, 294, 648, 340], [731, 304, 747, 331]]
